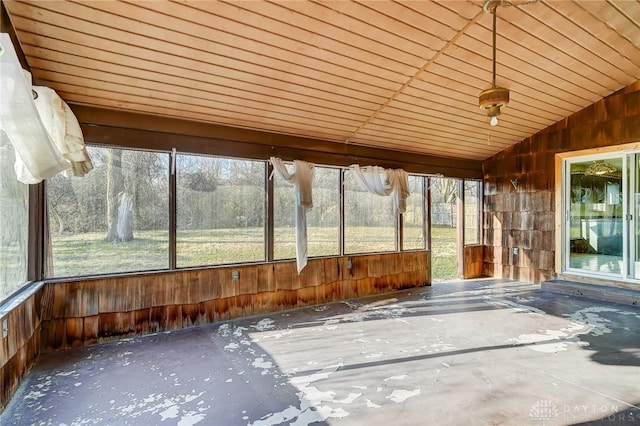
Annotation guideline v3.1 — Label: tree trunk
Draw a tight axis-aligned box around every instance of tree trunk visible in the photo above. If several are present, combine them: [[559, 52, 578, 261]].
[[116, 192, 134, 241], [50, 205, 65, 234], [105, 149, 124, 242]]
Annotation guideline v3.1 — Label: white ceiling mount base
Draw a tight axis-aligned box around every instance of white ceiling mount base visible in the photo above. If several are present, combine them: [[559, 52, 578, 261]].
[[483, 0, 502, 13]]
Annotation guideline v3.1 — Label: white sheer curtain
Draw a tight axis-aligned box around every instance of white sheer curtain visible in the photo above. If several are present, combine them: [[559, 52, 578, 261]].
[[1, 34, 69, 184], [270, 157, 315, 273], [350, 165, 410, 213], [0, 33, 92, 184], [33, 86, 93, 177]]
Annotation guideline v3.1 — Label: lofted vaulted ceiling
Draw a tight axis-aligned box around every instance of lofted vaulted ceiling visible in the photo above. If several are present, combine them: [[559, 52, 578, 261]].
[[3, 0, 640, 161]]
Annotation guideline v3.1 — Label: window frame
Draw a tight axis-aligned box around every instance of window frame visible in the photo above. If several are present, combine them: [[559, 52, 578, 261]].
[[463, 179, 483, 247], [38, 148, 470, 279], [44, 145, 172, 278]]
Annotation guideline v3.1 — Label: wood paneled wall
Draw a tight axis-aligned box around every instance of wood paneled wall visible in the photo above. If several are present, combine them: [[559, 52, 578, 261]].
[[483, 81, 640, 283], [0, 286, 44, 411], [39, 252, 429, 352], [463, 246, 484, 279]]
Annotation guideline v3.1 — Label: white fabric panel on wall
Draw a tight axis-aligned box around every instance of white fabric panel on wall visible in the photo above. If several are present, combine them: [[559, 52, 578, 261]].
[[270, 157, 315, 273]]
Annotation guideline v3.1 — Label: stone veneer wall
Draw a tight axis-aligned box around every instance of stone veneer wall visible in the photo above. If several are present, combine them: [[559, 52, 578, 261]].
[[1, 252, 428, 409], [483, 81, 640, 282]]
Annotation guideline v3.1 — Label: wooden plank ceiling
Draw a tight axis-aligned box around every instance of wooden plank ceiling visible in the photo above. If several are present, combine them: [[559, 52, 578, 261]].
[[4, 0, 640, 161]]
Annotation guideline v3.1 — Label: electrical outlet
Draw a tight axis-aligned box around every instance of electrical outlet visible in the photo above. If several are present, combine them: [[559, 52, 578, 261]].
[[2, 319, 7, 338], [346, 258, 352, 269], [513, 247, 519, 255], [231, 270, 239, 281]]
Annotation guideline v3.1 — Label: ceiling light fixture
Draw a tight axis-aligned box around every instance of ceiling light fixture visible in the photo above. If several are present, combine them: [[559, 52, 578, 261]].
[[585, 160, 617, 176], [479, 0, 510, 127]]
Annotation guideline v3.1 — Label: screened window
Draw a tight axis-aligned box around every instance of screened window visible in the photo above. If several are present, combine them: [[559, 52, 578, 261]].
[[46, 146, 170, 277], [274, 166, 339, 259], [464, 180, 481, 245], [344, 169, 396, 254], [430, 177, 459, 281], [177, 155, 265, 266], [308, 167, 340, 256], [40, 145, 436, 278], [273, 168, 295, 259], [403, 175, 426, 250], [0, 133, 29, 302]]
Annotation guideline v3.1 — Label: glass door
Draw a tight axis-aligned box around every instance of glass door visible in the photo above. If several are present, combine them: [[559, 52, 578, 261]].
[[633, 154, 640, 279], [566, 156, 624, 277]]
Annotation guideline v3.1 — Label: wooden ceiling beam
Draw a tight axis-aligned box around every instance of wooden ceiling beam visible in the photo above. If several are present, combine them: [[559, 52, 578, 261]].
[[70, 103, 483, 179]]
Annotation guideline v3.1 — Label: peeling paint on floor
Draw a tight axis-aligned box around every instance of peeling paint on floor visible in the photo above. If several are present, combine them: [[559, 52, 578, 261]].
[[3, 279, 640, 426], [506, 306, 633, 353]]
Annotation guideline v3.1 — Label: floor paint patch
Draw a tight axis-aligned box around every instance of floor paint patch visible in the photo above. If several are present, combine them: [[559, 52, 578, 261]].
[[23, 390, 46, 401], [217, 323, 231, 337], [252, 357, 274, 373], [233, 326, 249, 337], [383, 375, 408, 381], [249, 364, 350, 426], [386, 389, 421, 403], [507, 330, 586, 353], [566, 307, 617, 336], [254, 329, 294, 341], [335, 393, 362, 404], [366, 399, 381, 408], [507, 307, 622, 352], [177, 412, 206, 426], [224, 342, 240, 351], [483, 296, 547, 315], [55, 370, 77, 377], [159, 404, 180, 421], [252, 318, 276, 331]]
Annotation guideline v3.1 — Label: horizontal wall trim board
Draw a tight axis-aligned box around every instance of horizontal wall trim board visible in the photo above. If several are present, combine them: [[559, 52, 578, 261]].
[[71, 104, 482, 179]]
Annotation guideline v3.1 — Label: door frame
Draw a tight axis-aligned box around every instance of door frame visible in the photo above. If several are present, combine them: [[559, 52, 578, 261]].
[[555, 142, 640, 284]]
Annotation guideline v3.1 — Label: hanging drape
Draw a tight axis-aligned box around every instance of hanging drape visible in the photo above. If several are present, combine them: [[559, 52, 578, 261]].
[[350, 165, 410, 213], [270, 157, 315, 273], [1, 33, 69, 184], [33, 86, 93, 178], [0, 33, 93, 184]]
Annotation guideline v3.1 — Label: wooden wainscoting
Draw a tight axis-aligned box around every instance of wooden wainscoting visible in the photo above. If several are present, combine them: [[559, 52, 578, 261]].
[[463, 245, 484, 279], [0, 285, 44, 411], [39, 252, 429, 352]]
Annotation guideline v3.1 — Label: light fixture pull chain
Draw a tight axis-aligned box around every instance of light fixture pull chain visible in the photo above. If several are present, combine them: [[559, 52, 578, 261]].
[[478, 0, 510, 125], [492, 8, 497, 88]]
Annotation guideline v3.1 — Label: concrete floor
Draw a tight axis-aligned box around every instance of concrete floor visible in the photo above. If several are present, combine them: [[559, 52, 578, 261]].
[[2, 278, 640, 426]]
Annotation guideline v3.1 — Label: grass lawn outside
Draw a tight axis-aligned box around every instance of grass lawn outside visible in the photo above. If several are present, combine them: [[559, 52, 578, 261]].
[[48, 226, 459, 280], [430, 225, 459, 281]]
